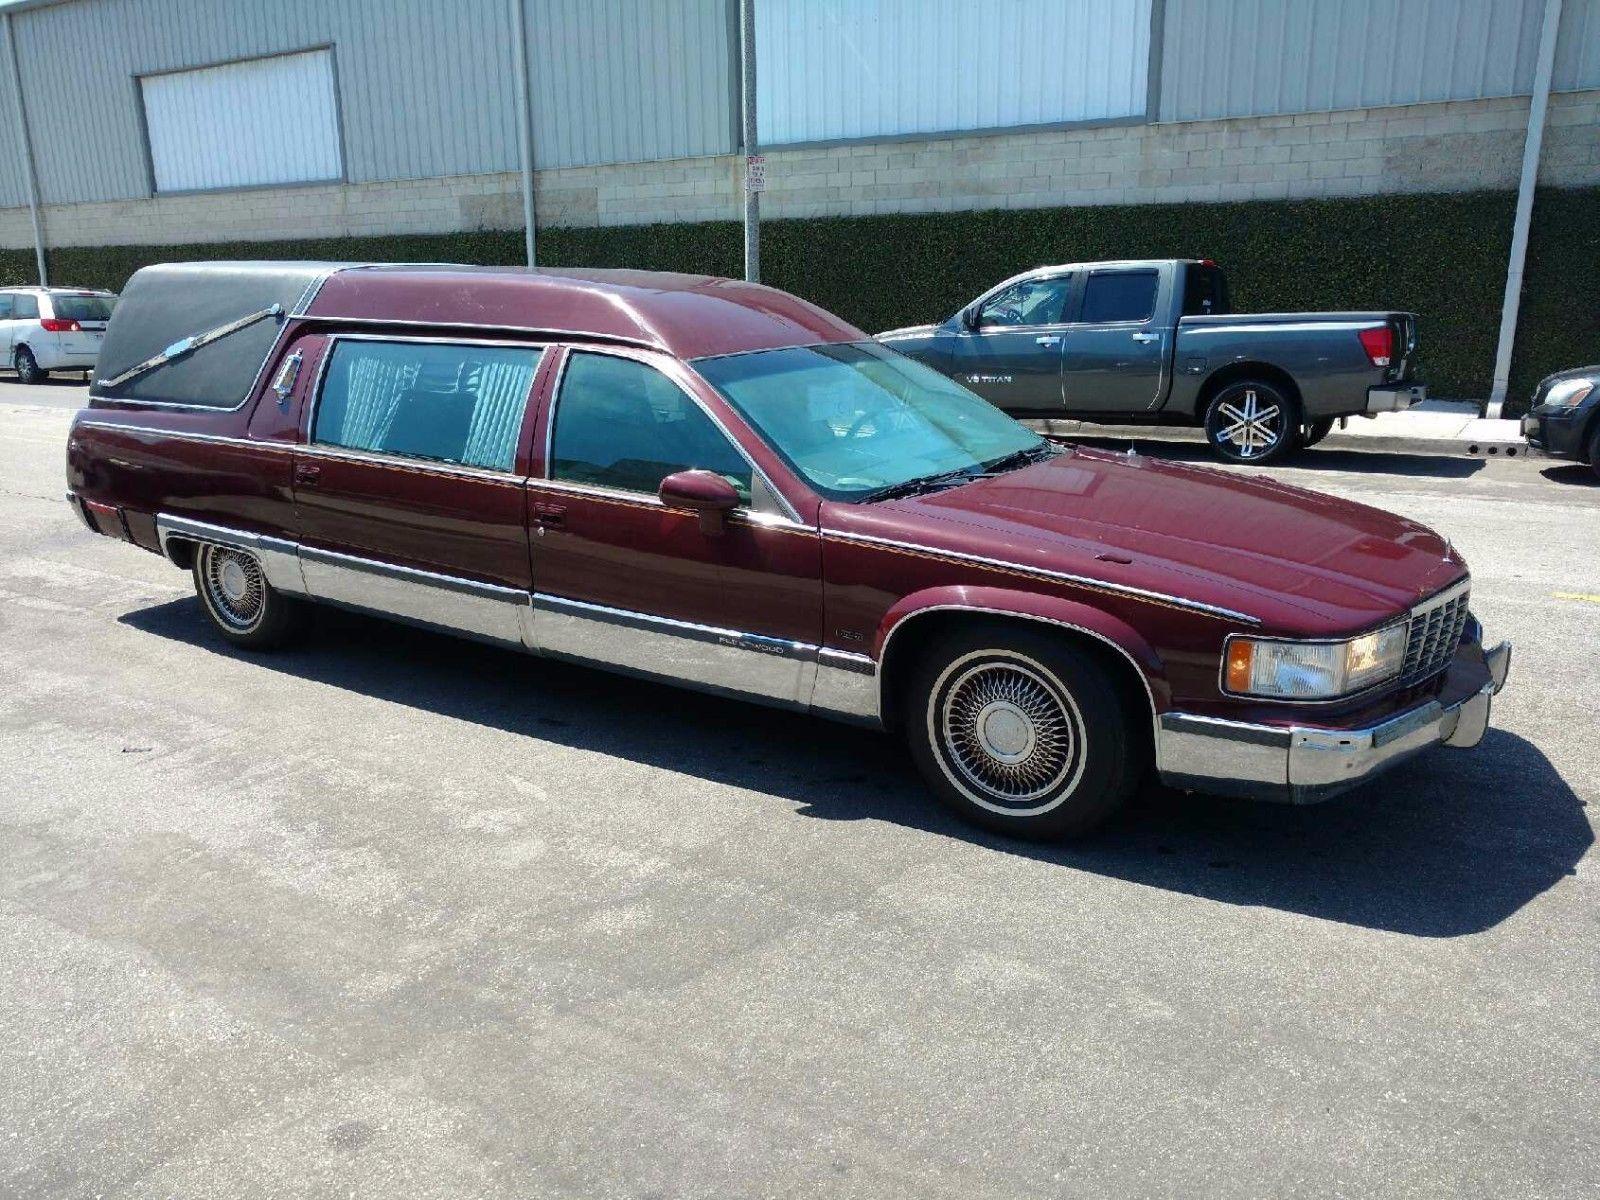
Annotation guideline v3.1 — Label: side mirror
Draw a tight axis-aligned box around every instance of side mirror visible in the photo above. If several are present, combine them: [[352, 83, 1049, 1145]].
[[961, 307, 980, 331], [658, 469, 740, 536]]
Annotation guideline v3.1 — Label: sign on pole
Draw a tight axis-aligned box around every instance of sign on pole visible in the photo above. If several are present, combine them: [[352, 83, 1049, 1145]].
[[744, 155, 766, 194]]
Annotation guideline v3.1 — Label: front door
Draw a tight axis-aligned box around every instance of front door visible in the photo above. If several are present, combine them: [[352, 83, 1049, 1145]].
[[947, 273, 1074, 412], [1060, 267, 1167, 413], [526, 346, 823, 707], [291, 334, 546, 645]]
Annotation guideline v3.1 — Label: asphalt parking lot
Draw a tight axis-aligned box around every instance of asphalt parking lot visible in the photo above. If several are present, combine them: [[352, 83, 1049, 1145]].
[[3, 378, 1597, 1198]]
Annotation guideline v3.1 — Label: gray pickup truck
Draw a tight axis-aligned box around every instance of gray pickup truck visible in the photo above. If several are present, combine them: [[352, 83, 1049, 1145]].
[[878, 259, 1423, 463]]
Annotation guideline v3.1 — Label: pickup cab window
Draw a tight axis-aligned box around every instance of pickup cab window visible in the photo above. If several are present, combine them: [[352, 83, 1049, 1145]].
[[550, 351, 752, 502], [978, 275, 1073, 328], [311, 338, 541, 472], [1078, 270, 1158, 324]]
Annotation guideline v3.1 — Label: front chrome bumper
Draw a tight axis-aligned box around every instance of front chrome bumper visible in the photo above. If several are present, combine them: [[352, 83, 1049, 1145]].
[[1156, 640, 1511, 804]]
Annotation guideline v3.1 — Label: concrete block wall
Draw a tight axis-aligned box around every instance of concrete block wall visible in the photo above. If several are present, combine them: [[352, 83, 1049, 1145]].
[[1, 90, 1595, 251]]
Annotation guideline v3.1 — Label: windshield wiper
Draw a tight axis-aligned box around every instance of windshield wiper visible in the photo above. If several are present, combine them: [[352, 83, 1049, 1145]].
[[978, 442, 1061, 475], [862, 466, 986, 503]]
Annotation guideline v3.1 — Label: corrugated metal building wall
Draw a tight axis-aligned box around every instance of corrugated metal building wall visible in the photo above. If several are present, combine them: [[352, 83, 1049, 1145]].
[[2, 0, 1598, 211], [526, 0, 733, 169], [9, 0, 521, 203], [1159, 0, 1600, 122], [0, 17, 26, 209]]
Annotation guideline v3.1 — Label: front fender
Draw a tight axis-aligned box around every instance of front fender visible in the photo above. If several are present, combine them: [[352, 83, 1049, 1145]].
[[875, 585, 1172, 713]]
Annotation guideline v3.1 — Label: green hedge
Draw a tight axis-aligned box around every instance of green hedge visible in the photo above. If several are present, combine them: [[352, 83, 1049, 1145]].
[[5, 187, 1596, 411]]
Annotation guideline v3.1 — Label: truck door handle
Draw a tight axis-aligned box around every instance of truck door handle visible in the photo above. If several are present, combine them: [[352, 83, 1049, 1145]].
[[532, 501, 566, 528], [1131, 332, 1160, 344], [293, 461, 321, 486], [1035, 334, 1061, 347]]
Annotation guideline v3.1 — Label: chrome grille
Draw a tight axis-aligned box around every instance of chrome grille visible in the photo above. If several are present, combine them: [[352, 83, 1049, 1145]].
[[1401, 581, 1470, 686]]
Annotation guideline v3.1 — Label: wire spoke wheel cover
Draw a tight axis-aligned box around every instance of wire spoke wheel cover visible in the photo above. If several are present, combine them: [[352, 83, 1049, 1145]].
[[928, 650, 1088, 815], [199, 544, 266, 632]]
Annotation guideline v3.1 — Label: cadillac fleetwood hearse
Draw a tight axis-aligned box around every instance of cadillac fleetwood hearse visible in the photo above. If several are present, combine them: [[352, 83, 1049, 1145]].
[[66, 262, 1511, 839]]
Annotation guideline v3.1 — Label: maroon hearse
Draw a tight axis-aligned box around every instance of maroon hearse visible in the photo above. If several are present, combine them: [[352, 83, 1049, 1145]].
[[66, 263, 1511, 839]]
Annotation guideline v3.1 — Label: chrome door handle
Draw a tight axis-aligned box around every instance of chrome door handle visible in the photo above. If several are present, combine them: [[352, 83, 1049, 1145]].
[[532, 501, 566, 528], [1131, 332, 1159, 343], [1035, 334, 1061, 347], [293, 461, 320, 486]]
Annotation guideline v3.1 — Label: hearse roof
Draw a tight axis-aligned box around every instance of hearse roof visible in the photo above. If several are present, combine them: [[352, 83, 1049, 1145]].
[[91, 261, 867, 407]]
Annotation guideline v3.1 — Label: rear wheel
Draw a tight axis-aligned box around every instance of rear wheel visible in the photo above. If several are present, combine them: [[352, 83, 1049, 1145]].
[[14, 346, 48, 385], [903, 624, 1141, 840], [1203, 380, 1299, 464], [192, 543, 306, 649]]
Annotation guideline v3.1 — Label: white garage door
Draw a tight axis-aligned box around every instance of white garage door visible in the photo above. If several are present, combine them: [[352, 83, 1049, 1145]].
[[140, 48, 343, 193], [757, 0, 1153, 145]]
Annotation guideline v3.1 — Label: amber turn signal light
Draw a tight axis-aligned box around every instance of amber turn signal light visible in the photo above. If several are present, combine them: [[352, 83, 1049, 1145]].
[[1225, 640, 1255, 693]]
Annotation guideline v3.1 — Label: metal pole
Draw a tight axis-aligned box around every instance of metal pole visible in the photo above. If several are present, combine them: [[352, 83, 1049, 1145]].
[[1488, 0, 1562, 417], [3, 13, 47, 287], [509, 0, 537, 269], [739, 0, 759, 283]]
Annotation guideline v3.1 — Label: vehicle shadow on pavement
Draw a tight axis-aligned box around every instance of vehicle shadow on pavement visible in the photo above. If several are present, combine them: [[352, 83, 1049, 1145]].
[[1066, 436, 1489, 479], [1541, 463, 1599, 488], [123, 597, 1590, 939]]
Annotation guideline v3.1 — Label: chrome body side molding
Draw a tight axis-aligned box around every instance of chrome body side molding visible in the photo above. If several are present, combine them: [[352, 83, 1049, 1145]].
[[156, 513, 307, 596], [151, 512, 883, 724], [299, 545, 528, 647]]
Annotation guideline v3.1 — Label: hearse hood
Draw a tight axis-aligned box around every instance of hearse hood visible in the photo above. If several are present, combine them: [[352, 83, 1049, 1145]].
[[858, 447, 1467, 634]]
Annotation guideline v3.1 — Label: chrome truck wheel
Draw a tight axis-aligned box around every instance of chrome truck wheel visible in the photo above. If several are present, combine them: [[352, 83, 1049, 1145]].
[[904, 624, 1142, 840], [1204, 380, 1298, 464], [192, 542, 307, 649]]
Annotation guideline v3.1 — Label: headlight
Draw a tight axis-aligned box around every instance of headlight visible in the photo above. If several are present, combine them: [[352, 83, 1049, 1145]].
[[1545, 378, 1595, 408], [1224, 624, 1407, 700]]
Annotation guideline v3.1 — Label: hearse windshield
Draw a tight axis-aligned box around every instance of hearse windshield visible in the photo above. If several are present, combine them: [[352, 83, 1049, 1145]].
[[694, 341, 1047, 502]]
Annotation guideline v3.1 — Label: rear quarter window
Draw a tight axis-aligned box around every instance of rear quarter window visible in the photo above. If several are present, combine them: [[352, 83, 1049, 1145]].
[[312, 339, 543, 472], [11, 294, 38, 320]]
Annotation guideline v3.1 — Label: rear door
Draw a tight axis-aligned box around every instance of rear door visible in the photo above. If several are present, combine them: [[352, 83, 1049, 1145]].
[[947, 273, 1074, 412], [49, 292, 115, 360], [0, 294, 14, 361], [291, 334, 547, 646], [1060, 267, 1167, 413]]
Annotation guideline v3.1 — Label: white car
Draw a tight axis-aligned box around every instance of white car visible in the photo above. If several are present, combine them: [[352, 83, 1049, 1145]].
[[1, 286, 118, 384]]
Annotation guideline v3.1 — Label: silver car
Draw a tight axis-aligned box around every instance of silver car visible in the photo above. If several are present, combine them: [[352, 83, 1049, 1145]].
[[1, 286, 118, 384]]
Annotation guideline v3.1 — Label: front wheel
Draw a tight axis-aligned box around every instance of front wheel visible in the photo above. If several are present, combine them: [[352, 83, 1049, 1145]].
[[904, 624, 1142, 840], [1203, 380, 1299, 464], [14, 346, 48, 385], [192, 543, 307, 649]]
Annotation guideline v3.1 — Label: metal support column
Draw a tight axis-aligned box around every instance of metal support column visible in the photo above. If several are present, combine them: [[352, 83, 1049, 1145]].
[[1488, 0, 1563, 417], [509, 0, 537, 269], [738, 0, 759, 283], [3, 13, 47, 287]]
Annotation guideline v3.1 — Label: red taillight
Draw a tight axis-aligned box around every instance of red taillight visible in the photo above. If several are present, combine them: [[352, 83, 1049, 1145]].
[[40, 317, 80, 333], [1358, 326, 1393, 367]]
